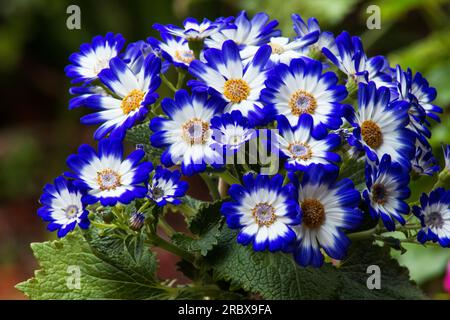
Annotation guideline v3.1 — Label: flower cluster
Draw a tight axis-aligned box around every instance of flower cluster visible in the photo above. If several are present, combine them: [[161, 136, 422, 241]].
[[38, 11, 449, 269]]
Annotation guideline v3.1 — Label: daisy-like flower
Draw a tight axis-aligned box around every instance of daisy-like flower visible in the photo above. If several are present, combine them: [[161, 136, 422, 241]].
[[322, 31, 394, 91], [240, 32, 319, 67], [262, 58, 347, 138], [210, 110, 256, 153], [413, 188, 450, 247], [153, 17, 232, 41], [37, 176, 90, 237], [205, 11, 280, 49], [346, 82, 415, 168], [148, 166, 189, 206], [189, 40, 271, 125], [147, 33, 195, 69], [68, 85, 108, 110], [122, 40, 170, 74], [65, 32, 125, 83], [275, 114, 341, 172], [412, 140, 439, 177], [444, 144, 450, 172], [287, 164, 362, 267], [363, 154, 410, 231], [291, 13, 336, 56], [150, 90, 225, 176], [221, 173, 300, 252], [80, 55, 161, 140], [65, 138, 153, 206]]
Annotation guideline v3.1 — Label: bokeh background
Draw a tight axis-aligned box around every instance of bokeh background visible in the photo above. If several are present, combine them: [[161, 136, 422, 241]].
[[1, 0, 449, 299]]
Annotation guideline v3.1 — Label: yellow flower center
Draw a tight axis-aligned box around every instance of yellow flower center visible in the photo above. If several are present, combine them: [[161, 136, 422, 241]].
[[252, 202, 276, 226], [182, 118, 210, 145], [121, 89, 145, 115], [288, 90, 317, 116], [301, 199, 325, 228], [223, 79, 250, 103], [97, 168, 121, 191], [175, 49, 195, 64], [65, 205, 79, 218], [361, 120, 383, 149], [269, 42, 285, 54], [288, 142, 312, 160]]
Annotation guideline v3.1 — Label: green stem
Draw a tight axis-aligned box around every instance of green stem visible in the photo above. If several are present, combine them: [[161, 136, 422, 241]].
[[177, 203, 196, 218], [176, 70, 186, 89], [159, 218, 176, 237], [138, 199, 152, 213], [146, 233, 194, 263], [216, 170, 240, 185], [348, 226, 377, 240], [160, 73, 177, 92], [91, 221, 117, 229], [200, 173, 220, 201]]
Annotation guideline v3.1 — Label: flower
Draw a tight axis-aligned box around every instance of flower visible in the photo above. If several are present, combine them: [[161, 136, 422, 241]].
[[412, 140, 439, 176], [147, 33, 195, 69], [240, 33, 319, 67], [287, 164, 362, 267], [275, 114, 341, 172], [444, 144, 450, 172], [221, 173, 300, 252], [65, 32, 125, 83], [189, 40, 271, 125], [413, 188, 450, 247], [154, 17, 232, 41], [363, 154, 410, 231], [210, 110, 256, 153], [205, 11, 280, 49], [80, 55, 161, 140], [148, 166, 189, 206], [129, 212, 146, 231], [346, 82, 415, 168], [65, 138, 153, 206], [122, 40, 170, 74], [150, 90, 225, 176], [322, 31, 394, 90], [37, 176, 90, 237], [262, 58, 346, 138], [291, 13, 336, 56]]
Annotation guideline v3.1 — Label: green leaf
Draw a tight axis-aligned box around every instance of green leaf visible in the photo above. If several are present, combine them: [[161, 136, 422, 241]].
[[172, 224, 221, 256], [126, 121, 162, 164], [339, 155, 366, 191], [206, 228, 425, 300], [16, 230, 168, 300]]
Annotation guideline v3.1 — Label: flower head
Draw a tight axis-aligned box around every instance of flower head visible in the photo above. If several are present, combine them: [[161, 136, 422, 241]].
[[38, 176, 89, 237], [221, 173, 300, 252], [346, 82, 415, 168], [413, 188, 450, 247], [150, 90, 225, 176], [287, 164, 362, 267], [275, 114, 341, 172], [363, 154, 410, 231], [65, 32, 125, 83], [205, 11, 280, 49], [262, 58, 346, 138], [444, 144, 450, 173], [412, 140, 439, 176], [147, 33, 195, 69], [189, 40, 271, 125], [66, 138, 153, 206], [148, 166, 189, 206], [79, 55, 161, 140]]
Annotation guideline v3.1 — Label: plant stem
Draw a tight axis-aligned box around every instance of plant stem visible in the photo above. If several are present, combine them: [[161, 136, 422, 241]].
[[348, 226, 377, 240], [160, 73, 177, 92], [216, 170, 240, 185], [159, 218, 176, 237], [146, 233, 194, 263], [176, 70, 186, 89], [200, 172, 220, 201], [138, 199, 152, 213], [91, 221, 117, 229]]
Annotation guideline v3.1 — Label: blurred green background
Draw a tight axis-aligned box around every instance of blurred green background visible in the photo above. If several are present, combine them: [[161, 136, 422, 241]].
[[0, 0, 449, 299]]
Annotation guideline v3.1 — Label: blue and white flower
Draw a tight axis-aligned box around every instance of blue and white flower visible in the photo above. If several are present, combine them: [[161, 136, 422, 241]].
[[240, 32, 319, 67], [346, 82, 415, 168], [147, 33, 195, 69], [154, 17, 232, 41], [205, 11, 280, 49], [287, 164, 362, 267], [150, 90, 225, 176], [189, 40, 271, 125], [69, 85, 108, 110], [122, 40, 170, 74], [210, 110, 256, 153], [80, 55, 161, 140], [291, 13, 336, 56], [65, 139, 153, 206], [65, 32, 125, 83], [148, 166, 189, 206], [363, 154, 410, 231], [413, 188, 450, 247], [275, 114, 341, 172], [412, 140, 439, 176], [262, 58, 346, 138], [37, 176, 89, 238], [444, 144, 450, 172], [221, 173, 300, 252]]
